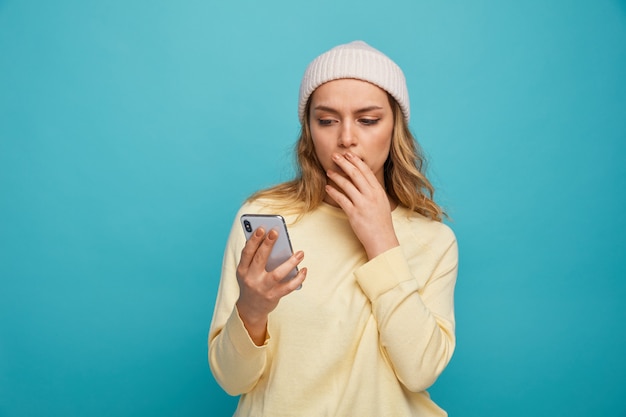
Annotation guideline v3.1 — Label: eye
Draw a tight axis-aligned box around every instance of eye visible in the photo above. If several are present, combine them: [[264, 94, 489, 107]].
[[317, 118, 334, 126], [359, 118, 380, 126]]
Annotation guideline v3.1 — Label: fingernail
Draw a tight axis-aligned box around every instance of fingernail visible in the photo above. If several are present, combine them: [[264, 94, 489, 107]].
[[268, 229, 278, 240], [254, 227, 264, 237], [295, 251, 304, 260], [345, 152, 353, 159]]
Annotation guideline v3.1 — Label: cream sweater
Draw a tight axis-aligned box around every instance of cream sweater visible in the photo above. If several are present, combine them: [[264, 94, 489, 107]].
[[209, 199, 458, 417]]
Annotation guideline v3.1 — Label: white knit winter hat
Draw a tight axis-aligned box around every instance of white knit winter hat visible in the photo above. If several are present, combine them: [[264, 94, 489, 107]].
[[298, 40, 410, 123]]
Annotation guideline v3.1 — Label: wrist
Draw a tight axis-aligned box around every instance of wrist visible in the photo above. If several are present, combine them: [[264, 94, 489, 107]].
[[366, 240, 400, 260], [363, 227, 399, 260], [235, 301, 269, 346]]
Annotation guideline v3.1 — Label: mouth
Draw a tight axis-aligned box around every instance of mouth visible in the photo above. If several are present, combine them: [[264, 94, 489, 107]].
[[340, 153, 365, 163]]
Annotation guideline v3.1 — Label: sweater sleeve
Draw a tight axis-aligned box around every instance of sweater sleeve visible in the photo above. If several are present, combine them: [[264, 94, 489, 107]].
[[208, 212, 270, 396], [354, 227, 458, 392]]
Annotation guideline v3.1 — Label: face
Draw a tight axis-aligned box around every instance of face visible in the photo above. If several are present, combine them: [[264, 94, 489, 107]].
[[308, 79, 394, 187]]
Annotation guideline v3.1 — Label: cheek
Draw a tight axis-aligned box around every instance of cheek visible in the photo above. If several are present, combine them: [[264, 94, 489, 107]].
[[367, 133, 393, 171], [311, 132, 333, 158], [373, 131, 393, 156]]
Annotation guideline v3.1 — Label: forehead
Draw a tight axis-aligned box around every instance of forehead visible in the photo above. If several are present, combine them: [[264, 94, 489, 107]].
[[311, 79, 389, 105]]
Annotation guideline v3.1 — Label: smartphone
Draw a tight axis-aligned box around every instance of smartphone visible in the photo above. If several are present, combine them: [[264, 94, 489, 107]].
[[240, 214, 299, 282]]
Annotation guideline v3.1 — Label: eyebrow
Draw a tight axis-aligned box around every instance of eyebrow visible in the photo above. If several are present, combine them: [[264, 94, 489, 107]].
[[312, 105, 385, 114]]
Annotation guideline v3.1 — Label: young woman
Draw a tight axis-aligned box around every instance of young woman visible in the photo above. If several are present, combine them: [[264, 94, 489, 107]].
[[209, 41, 458, 417]]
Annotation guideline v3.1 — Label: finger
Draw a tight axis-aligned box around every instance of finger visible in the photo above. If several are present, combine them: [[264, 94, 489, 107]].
[[326, 169, 358, 197], [327, 167, 373, 208], [239, 227, 266, 268], [269, 250, 306, 284], [277, 267, 308, 296], [331, 153, 375, 190], [344, 152, 380, 186], [325, 183, 354, 211], [250, 228, 279, 272]]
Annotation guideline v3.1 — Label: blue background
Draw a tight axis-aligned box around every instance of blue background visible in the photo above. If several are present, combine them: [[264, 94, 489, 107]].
[[1, 1, 625, 416]]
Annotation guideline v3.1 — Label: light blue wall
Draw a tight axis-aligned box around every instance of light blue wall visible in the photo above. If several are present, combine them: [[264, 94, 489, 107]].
[[1, 1, 625, 416]]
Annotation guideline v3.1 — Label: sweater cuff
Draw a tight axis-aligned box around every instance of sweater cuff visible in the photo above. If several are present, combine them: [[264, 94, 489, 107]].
[[224, 307, 269, 358], [355, 246, 413, 301]]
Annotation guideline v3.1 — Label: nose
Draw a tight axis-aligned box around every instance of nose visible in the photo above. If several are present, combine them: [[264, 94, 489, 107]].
[[338, 121, 357, 148]]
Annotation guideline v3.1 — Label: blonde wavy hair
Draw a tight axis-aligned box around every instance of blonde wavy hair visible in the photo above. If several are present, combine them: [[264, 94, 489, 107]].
[[249, 95, 444, 222]]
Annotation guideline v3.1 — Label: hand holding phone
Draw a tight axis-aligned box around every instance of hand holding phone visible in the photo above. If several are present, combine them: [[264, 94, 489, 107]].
[[236, 214, 305, 345], [240, 214, 299, 282]]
